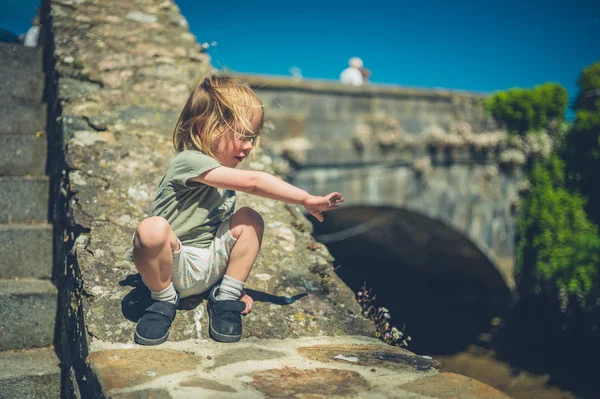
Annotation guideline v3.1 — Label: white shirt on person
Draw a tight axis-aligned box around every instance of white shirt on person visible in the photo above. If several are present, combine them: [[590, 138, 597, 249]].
[[24, 26, 40, 47], [340, 67, 363, 86]]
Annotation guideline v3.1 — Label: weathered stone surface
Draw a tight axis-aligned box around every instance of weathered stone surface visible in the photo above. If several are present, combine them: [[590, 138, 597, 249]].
[[398, 372, 511, 399], [0, 224, 53, 279], [249, 367, 370, 398], [211, 346, 285, 369], [0, 44, 43, 104], [179, 376, 237, 392], [49, 0, 374, 348], [0, 134, 47, 176], [58, 77, 102, 101], [0, 177, 49, 223], [297, 344, 440, 371], [0, 347, 61, 399], [88, 349, 203, 391], [0, 279, 57, 350], [0, 101, 45, 136], [111, 389, 173, 399]]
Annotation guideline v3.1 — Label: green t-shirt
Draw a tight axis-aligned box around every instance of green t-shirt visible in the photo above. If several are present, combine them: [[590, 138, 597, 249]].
[[125, 150, 236, 260]]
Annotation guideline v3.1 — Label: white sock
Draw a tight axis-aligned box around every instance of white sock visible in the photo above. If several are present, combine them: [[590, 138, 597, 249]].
[[150, 282, 178, 305], [216, 275, 244, 301]]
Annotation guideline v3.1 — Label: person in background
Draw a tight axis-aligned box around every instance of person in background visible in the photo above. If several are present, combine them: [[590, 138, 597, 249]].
[[23, 14, 40, 47], [340, 57, 364, 86]]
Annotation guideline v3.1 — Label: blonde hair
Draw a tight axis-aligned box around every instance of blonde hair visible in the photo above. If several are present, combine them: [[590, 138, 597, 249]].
[[172, 75, 264, 158]]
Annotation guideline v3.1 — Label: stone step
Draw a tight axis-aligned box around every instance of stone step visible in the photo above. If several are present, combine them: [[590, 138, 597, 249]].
[[0, 67, 44, 105], [0, 224, 53, 279], [0, 134, 47, 176], [0, 279, 57, 351], [0, 43, 43, 73], [0, 102, 46, 136], [0, 177, 49, 223], [0, 347, 61, 399]]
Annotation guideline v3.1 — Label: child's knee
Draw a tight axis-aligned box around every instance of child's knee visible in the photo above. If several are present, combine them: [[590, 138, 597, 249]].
[[135, 216, 174, 249], [231, 207, 264, 238]]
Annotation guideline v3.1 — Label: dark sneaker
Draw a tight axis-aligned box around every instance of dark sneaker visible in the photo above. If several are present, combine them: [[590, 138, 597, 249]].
[[208, 285, 246, 342], [134, 300, 177, 345]]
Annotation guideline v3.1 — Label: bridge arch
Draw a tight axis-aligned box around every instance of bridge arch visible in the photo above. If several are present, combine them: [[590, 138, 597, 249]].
[[315, 205, 514, 301], [293, 162, 520, 297], [312, 204, 514, 353]]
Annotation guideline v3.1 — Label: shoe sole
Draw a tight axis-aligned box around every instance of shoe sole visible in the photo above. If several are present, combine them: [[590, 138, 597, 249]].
[[134, 330, 169, 346]]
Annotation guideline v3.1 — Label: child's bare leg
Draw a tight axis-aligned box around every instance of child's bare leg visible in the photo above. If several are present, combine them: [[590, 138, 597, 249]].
[[133, 216, 179, 305], [215, 207, 264, 310], [133, 216, 180, 345], [227, 207, 264, 282], [133, 216, 179, 300], [209, 207, 263, 342]]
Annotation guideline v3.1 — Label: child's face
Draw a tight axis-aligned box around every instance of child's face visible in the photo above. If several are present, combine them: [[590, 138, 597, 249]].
[[213, 112, 262, 168]]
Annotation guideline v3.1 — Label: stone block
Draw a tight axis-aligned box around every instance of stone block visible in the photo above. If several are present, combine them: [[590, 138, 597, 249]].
[[398, 372, 511, 398], [0, 177, 49, 223], [0, 44, 43, 104], [0, 102, 46, 136], [0, 71, 44, 105], [0, 279, 57, 350], [268, 114, 306, 139], [297, 343, 440, 371], [0, 347, 60, 399], [111, 389, 173, 399], [0, 134, 47, 176], [58, 77, 101, 101], [0, 224, 53, 279], [0, 43, 42, 72], [88, 349, 203, 393], [249, 367, 370, 398], [349, 96, 374, 115]]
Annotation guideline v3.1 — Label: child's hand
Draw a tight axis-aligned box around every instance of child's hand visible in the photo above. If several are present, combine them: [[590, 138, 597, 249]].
[[303, 192, 344, 222], [240, 290, 253, 315]]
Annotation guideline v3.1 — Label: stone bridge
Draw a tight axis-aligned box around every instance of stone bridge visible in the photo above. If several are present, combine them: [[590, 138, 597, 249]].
[[242, 75, 520, 305]]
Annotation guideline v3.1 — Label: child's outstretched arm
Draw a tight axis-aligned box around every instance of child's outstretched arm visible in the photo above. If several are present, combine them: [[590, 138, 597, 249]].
[[191, 168, 343, 222]]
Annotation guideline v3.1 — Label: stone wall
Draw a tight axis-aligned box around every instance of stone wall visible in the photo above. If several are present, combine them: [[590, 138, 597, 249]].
[[240, 74, 498, 166]]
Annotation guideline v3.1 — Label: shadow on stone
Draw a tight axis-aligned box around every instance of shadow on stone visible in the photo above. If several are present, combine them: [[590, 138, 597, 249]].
[[244, 288, 307, 305], [119, 274, 152, 323], [118, 275, 307, 322], [178, 292, 209, 310]]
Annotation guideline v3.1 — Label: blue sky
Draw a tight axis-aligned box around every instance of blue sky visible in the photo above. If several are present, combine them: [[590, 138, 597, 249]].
[[3, 0, 599, 107]]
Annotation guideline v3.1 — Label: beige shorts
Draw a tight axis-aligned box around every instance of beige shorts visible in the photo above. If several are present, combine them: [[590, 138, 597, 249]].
[[170, 218, 237, 298]]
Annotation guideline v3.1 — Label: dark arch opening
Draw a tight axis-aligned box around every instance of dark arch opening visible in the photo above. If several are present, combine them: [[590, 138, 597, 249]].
[[312, 206, 514, 355]]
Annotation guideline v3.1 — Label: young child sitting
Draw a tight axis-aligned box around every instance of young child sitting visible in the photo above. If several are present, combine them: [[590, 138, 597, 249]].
[[128, 75, 343, 345]]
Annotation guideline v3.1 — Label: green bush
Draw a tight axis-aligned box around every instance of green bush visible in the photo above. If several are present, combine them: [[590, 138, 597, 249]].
[[487, 83, 568, 135], [574, 62, 600, 111], [516, 155, 600, 298], [563, 62, 600, 225]]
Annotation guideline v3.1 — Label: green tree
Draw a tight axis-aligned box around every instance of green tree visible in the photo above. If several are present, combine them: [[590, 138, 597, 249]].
[[487, 83, 568, 135], [517, 155, 600, 298], [563, 62, 600, 226]]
